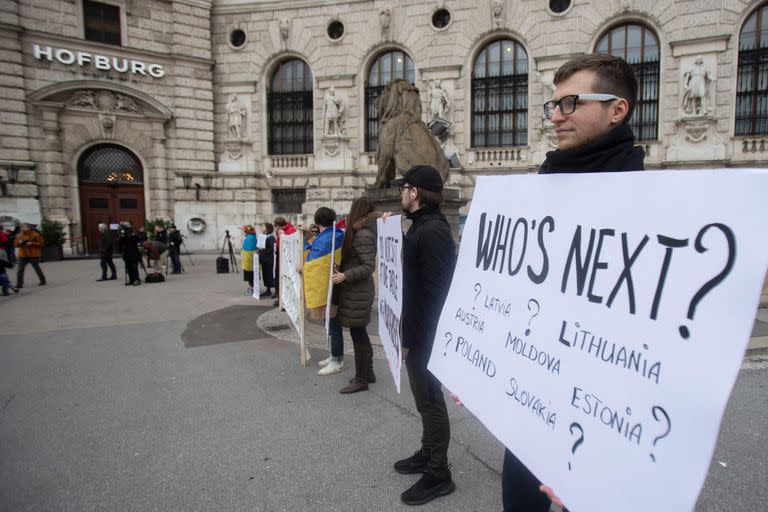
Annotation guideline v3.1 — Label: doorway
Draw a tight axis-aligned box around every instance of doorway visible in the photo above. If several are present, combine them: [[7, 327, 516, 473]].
[[78, 144, 145, 253]]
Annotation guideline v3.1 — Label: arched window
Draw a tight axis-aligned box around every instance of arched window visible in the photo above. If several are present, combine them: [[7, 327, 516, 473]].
[[78, 144, 143, 184], [365, 50, 415, 152], [737, 3, 768, 136], [471, 39, 529, 148], [267, 59, 313, 155], [595, 24, 659, 141]]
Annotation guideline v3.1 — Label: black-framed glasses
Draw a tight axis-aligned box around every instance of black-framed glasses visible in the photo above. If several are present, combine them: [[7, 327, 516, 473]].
[[543, 94, 621, 120], [398, 184, 415, 193]]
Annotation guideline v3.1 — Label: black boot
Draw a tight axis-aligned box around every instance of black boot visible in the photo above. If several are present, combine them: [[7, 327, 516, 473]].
[[401, 469, 455, 506], [340, 343, 369, 394], [394, 450, 429, 474], [365, 343, 376, 383]]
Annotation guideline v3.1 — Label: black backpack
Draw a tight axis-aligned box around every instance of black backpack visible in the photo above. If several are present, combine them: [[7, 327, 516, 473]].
[[145, 272, 165, 283]]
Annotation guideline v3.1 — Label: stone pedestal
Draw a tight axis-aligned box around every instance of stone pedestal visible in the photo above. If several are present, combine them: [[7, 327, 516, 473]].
[[315, 135, 354, 171], [666, 116, 726, 161], [364, 186, 466, 241], [218, 138, 255, 173]]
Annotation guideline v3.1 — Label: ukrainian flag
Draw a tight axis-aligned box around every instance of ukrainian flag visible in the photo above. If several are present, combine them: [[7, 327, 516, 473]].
[[304, 226, 344, 309]]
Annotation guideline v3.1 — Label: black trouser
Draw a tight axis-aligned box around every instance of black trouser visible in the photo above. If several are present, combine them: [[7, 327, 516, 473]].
[[100, 255, 116, 278], [124, 260, 139, 283], [16, 257, 45, 288], [261, 259, 274, 288], [502, 449, 562, 512], [406, 346, 450, 479]]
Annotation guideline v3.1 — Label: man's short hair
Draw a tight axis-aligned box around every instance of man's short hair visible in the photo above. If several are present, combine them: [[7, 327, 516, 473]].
[[273, 216, 287, 227], [313, 207, 336, 228], [417, 188, 443, 209], [553, 53, 638, 124]]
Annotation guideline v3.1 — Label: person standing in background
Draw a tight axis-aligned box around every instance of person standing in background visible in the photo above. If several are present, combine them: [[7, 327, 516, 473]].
[[259, 222, 276, 298], [96, 223, 117, 282], [13, 223, 46, 291], [241, 225, 257, 295]]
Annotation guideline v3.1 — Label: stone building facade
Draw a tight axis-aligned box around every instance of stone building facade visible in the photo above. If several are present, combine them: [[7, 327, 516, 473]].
[[0, 0, 766, 252]]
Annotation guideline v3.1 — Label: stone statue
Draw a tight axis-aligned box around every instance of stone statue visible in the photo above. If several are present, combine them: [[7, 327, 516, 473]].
[[492, 0, 503, 27], [427, 79, 450, 122], [682, 56, 716, 116], [323, 87, 345, 136], [278, 18, 290, 47], [226, 94, 246, 140], [379, 8, 391, 40], [373, 79, 450, 188]]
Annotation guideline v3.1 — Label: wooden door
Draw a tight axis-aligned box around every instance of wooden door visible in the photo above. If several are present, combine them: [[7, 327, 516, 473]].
[[80, 184, 145, 253]]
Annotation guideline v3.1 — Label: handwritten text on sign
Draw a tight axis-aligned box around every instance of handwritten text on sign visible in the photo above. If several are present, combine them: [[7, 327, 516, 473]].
[[377, 216, 403, 393], [280, 232, 303, 337], [427, 170, 768, 512]]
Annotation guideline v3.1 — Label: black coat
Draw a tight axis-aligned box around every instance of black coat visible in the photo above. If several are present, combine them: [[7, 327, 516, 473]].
[[119, 234, 140, 262], [258, 235, 275, 266], [98, 231, 113, 257], [401, 206, 455, 351]]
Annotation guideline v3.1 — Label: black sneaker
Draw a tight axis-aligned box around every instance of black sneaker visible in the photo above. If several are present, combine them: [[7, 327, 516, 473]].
[[394, 450, 429, 474], [400, 471, 455, 506]]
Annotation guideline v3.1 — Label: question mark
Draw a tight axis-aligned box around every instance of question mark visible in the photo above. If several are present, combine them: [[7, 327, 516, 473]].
[[443, 332, 453, 356], [525, 299, 540, 336], [568, 422, 584, 470], [679, 223, 735, 339], [473, 282, 482, 303], [649, 405, 671, 462]]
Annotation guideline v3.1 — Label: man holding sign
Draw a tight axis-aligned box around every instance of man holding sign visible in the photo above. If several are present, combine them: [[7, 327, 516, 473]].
[[390, 165, 457, 506], [503, 53, 645, 512]]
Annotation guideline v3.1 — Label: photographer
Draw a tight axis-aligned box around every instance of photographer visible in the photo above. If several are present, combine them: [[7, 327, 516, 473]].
[[119, 224, 141, 286], [142, 238, 168, 275], [168, 225, 183, 274], [13, 222, 46, 291]]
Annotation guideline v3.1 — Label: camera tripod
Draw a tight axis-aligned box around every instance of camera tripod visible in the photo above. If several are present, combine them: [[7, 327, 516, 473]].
[[220, 230, 238, 273]]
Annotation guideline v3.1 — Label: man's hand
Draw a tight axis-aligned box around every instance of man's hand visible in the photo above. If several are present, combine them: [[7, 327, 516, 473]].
[[539, 485, 565, 507], [381, 212, 394, 223], [449, 393, 463, 407]]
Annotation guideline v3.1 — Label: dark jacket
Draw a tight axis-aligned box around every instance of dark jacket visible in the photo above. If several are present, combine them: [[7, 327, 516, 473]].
[[401, 206, 455, 351], [169, 231, 182, 249], [259, 234, 275, 266], [98, 230, 114, 257], [119, 234, 140, 262], [337, 213, 379, 328]]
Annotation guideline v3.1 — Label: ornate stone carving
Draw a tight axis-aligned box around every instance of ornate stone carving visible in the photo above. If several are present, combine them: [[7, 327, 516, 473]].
[[379, 8, 391, 40], [427, 79, 450, 122], [491, 0, 503, 27], [226, 94, 247, 140], [67, 89, 143, 114], [224, 140, 243, 160], [278, 18, 290, 47], [322, 87, 345, 136], [682, 56, 716, 117], [98, 112, 116, 138]]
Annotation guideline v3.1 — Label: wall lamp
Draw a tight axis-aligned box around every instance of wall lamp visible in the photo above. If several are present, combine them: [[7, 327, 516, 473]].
[[1, 167, 19, 197], [182, 174, 192, 190], [203, 175, 213, 191]]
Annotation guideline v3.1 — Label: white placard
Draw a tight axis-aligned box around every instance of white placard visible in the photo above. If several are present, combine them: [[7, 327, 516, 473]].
[[377, 216, 403, 393], [256, 234, 268, 249], [427, 170, 768, 512], [325, 222, 337, 335], [279, 232, 304, 337]]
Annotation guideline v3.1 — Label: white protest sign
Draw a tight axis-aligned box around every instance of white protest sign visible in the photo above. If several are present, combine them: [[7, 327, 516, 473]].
[[279, 232, 304, 338], [325, 222, 337, 335], [256, 233, 268, 249], [377, 216, 403, 393], [427, 170, 768, 512]]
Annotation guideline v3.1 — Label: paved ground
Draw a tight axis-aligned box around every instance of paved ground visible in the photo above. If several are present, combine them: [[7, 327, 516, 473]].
[[0, 256, 766, 511]]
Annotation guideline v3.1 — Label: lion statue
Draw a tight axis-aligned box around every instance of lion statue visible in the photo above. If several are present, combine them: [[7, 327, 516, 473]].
[[373, 79, 450, 188]]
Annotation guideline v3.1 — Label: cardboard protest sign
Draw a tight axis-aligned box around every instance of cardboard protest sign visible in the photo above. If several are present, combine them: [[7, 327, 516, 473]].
[[427, 170, 768, 512], [377, 216, 403, 393], [256, 233, 268, 249], [279, 232, 305, 362]]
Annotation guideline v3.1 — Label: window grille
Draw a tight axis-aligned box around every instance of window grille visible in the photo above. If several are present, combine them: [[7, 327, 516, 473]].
[[595, 24, 660, 141], [471, 39, 529, 148], [79, 144, 143, 184], [272, 189, 306, 214], [364, 50, 415, 152], [268, 59, 314, 155], [736, 3, 768, 136]]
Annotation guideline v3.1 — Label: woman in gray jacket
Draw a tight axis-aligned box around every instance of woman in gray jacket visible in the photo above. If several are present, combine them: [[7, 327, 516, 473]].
[[332, 197, 380, 394]]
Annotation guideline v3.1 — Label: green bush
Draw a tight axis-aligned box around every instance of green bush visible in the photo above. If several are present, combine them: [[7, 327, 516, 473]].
[[41, 217, 65, 247], [144, 218, 171, 240]]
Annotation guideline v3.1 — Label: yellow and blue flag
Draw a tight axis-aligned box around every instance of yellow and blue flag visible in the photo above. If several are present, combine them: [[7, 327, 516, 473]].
[[304, 225, 344, 309]]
